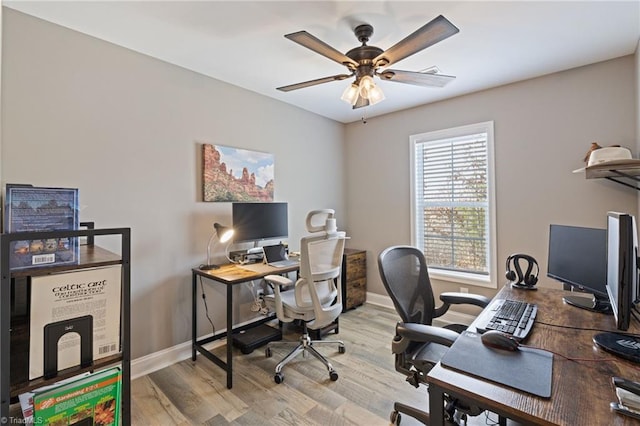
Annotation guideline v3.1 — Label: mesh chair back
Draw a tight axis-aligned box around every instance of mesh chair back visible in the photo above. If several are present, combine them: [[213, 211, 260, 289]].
[[378, 245, 436, 325], [297, 232, 346, 328]]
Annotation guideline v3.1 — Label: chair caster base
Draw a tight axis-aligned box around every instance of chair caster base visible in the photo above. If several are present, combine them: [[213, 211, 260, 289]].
[[390, 410, 401, 425], [274, 372, 284, 384], [329, 370, 338, 381]]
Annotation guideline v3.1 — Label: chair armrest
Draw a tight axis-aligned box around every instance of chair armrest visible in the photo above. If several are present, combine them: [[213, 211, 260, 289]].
[[264, 274, 293, 288], [264, 274, 294, 322], [396, 322, 459, 347], [440, 292, 491, 308]]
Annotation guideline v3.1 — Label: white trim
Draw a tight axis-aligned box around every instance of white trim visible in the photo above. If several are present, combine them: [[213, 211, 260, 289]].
[[131, 317, 260, 379], [429, 268, 494, 289], [409, 121, 497, 289]]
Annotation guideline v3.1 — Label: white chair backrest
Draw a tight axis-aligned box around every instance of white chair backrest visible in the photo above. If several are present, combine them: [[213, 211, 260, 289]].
[[296, 230, 346, 329]]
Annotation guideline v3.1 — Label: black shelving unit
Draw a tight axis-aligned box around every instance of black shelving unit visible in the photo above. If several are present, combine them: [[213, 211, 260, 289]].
[[0, 227, 131, 424]]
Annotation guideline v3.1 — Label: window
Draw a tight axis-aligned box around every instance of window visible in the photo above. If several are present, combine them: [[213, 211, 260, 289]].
[[410, 121, 496, 288]]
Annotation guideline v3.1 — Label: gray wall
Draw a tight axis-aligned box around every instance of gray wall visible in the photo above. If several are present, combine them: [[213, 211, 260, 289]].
[[2, 7, 638, 360], [345, 56, 638, 303], [1, 9, 345, 359]]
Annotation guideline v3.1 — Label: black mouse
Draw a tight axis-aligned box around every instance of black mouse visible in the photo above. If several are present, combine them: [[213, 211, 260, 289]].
[[480, 330, 520, 351]]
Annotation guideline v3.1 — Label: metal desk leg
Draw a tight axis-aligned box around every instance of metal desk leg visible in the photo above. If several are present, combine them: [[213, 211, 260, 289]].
[[226, 283, 233, 389], [192, 273, 197, 361], [428, 382, 445, 426]]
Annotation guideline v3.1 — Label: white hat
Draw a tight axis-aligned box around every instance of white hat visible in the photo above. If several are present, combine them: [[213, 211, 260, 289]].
[[572, 147, 640, 173]]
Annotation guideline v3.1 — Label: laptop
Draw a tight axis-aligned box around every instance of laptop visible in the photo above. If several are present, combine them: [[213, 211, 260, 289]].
[[262, 244, 299, 268]]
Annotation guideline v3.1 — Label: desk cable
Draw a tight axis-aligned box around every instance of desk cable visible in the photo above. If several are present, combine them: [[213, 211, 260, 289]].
[[535, 319, 640, 362], [198, 275, 216, 336], [245, 280, 269, 315], [536, 319, 640, 338], [518, 342, 617, 362]]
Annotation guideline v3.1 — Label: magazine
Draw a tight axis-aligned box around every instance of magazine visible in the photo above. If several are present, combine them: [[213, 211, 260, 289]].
[[4, 184, 80, 270], [29, 266, 122, 380], [19, 372, 91, 425], [32, 367, 121, 426]]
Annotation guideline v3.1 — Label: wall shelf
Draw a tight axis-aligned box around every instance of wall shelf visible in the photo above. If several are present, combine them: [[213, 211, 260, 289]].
[[0, 227, 131, 424], [585, 163, 640, 191]]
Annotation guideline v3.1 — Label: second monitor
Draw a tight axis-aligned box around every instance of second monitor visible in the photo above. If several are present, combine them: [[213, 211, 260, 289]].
[[547, 224, 610, 313]]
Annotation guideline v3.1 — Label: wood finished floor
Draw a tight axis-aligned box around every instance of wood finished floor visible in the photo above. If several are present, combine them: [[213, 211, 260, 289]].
[[130, 304, 497, 426]]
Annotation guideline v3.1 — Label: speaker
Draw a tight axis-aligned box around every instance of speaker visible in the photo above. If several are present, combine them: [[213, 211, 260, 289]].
[[505, 254, 539, 290]]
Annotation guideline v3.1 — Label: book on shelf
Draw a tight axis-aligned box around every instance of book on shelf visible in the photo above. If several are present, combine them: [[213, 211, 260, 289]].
[[4, 184, 80, 270], [23, 367, 121, 426], [29, 266, 122, 380], [18, 372, 91, 425]]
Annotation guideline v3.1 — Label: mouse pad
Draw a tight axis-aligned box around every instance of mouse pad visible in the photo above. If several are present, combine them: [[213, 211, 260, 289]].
[[440, 330, 553, 398]]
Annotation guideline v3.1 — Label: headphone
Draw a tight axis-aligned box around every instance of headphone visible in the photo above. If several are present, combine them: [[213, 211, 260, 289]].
[[505, 254, 539, 289]]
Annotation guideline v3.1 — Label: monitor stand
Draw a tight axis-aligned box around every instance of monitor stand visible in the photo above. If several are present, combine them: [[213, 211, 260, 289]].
[[593, 332, 640, 364], [563, 294, 612, 314]]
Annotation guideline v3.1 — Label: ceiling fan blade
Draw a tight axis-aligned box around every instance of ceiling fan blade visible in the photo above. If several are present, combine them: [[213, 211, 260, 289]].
[[277, 74, 352, 92], [352, 95, 370, 109], [373, 15, 459, 68], [285, 31, 360, 68], [379, 69, 456, 87]]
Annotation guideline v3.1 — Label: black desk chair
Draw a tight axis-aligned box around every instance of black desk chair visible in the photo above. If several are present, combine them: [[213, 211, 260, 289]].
[[378, 245, 491, 425]]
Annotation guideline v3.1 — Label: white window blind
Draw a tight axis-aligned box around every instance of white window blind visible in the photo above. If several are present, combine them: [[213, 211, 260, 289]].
[[411, 121, 495, 286]]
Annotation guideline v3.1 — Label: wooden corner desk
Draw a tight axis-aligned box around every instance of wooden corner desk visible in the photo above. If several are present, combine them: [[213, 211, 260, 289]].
[[191, 262, 299, 389], [427, 284, 640, 426]]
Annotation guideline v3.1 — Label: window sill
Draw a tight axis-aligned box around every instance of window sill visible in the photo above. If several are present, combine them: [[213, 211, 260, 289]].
[[428, 268, 496, 289]]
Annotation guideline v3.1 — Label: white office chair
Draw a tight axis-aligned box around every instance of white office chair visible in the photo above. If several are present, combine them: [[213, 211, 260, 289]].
[[263, 209, 347, 384]]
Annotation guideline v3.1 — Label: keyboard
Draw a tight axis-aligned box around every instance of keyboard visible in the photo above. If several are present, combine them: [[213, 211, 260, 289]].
[[474, 298, 537, 341]]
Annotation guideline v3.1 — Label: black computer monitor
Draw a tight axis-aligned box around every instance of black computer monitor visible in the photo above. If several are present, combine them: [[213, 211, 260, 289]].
[[606, 212, 638, 331], [231, 202, 288, 244], [547, 224, 610, 313]]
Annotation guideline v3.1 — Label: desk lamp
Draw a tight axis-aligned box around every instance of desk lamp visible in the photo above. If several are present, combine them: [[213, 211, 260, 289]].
[[203, 223, 234, 270]]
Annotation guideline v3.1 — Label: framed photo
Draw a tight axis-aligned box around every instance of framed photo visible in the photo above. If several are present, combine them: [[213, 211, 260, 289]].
[[202, 144, 274, 202]]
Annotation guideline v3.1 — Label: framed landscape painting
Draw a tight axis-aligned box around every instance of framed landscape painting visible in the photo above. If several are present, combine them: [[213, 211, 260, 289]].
[[202, 144, 274, 202]]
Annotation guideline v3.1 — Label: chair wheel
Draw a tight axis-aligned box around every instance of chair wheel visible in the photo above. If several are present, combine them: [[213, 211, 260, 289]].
[[390, 410, 401, 425], [274, 372, 284, 384], [338, 344, 345, 354], [265, 347, 272, 358], [329, 371, 339, 381]]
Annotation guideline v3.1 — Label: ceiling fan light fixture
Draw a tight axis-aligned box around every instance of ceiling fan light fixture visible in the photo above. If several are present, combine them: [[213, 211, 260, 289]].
[[367, 84, 385, 105], [358, 75, 375, 98], [341, 83, 359, 105], [357, 75, 384, 105]]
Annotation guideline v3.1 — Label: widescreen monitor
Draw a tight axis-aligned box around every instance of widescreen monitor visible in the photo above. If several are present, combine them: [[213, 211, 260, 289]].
[[547, 224, 609, 313], [606, 212, 638, 331], [232, 202, 288, 244]]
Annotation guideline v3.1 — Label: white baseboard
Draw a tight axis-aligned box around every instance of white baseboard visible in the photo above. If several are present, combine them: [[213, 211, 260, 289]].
[[131, 325, 237, 380], [131, 292, 476, 379]]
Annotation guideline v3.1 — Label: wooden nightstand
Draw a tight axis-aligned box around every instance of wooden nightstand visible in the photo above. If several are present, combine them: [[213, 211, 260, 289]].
[[341, 249, 367, 311]]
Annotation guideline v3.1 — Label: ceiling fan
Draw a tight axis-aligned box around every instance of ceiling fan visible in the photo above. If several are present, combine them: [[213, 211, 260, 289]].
[[277, 15, 460, 109]]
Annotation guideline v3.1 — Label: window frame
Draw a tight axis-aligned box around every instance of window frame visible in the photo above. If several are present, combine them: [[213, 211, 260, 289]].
[[409, 121, 497, 288]]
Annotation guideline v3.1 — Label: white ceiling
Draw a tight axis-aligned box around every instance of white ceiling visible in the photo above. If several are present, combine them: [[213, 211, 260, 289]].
[[4, 1, 640, 124]]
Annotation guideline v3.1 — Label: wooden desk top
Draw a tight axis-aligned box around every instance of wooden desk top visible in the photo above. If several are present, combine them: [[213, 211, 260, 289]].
[[428, 285, 640, 426], [192, 262, 299, 285]]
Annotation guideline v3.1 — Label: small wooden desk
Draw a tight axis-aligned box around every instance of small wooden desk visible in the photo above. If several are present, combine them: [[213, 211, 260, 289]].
[[427, 285, 640, 426], [191, 262, 299, 389]]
